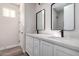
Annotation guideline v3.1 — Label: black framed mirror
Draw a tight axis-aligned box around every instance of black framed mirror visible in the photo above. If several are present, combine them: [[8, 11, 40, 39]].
[[36, 9, 45, 33], [51, 3, 75, 31]]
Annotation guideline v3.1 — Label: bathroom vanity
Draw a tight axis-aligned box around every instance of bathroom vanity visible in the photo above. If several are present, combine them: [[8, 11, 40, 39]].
[[25, 3, 77, 56], [26, 33, 79, 56]]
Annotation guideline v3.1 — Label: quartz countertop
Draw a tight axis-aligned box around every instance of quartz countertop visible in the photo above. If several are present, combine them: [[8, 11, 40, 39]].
[[26, 33, 79, 52]]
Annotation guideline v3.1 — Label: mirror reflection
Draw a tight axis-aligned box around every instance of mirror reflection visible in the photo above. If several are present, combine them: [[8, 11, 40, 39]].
[[51, 3, 75, 30]]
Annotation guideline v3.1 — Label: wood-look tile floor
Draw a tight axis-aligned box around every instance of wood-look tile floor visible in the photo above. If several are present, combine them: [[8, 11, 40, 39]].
[[0, 46, 28, 56]]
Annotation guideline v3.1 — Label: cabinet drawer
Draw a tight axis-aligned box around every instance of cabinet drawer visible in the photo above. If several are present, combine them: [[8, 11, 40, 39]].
[[40, 40, 54, 56], [54, 45, 79, 56], [34, 39, 40, 46]]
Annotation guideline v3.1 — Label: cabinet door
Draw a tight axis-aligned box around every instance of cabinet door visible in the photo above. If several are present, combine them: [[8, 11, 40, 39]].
[[26, 36, 33, 56], [33, 38, 40, 56], [54, 45, 79, 56], [40, 40, 54, 56]]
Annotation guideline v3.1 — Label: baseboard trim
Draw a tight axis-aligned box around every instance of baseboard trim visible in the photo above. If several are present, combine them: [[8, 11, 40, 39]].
[[25, 52, 30, 56], [0, 44, 20, 51], [25, 50, 31, 56]]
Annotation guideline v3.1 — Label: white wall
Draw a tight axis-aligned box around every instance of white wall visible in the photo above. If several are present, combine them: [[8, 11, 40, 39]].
[[19, 3, 25, 52], [35, 3, 61, 37], [25, 3, 36, 34], [36, 4, 51, 30]]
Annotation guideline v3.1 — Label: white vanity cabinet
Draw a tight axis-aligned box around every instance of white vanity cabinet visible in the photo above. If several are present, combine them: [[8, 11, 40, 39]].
[[26, 35, 79, 56], [54, 45, 79, 56], [26, 36, 33, 56], [40, 40, 54, 56], [33, 38, 40, 56], [26, 36, 54, 56]]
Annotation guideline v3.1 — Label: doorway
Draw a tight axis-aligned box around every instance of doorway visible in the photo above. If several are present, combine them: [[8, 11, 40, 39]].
[[0, 3, 20, 49]]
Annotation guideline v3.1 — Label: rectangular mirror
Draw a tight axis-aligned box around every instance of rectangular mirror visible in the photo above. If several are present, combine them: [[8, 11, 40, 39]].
[[36, 9, 45, 31], [51, 3, 75, 30], [64, 4, 75, 30]]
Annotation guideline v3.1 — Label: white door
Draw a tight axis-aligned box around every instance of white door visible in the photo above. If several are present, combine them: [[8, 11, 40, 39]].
[[0, 4, 19, 48], [40, 40, 54, 56]]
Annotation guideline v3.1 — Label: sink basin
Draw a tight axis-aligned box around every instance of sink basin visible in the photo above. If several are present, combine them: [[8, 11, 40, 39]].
[[34, 34, 54, 37], [37, 34, 61, 38]]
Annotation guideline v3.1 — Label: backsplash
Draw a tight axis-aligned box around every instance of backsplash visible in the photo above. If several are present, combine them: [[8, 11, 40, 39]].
[[38, 30, 61, 37]]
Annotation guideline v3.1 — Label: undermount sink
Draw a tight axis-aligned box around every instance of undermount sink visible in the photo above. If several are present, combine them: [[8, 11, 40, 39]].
[[48, 36, 62, 38]]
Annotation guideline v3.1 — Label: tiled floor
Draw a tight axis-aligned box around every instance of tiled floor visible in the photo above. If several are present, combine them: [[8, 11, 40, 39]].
[[0, 46, 28, 56]]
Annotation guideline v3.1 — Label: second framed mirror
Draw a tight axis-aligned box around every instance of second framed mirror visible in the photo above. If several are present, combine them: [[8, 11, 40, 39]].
[[51, 3, 75, 31]]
